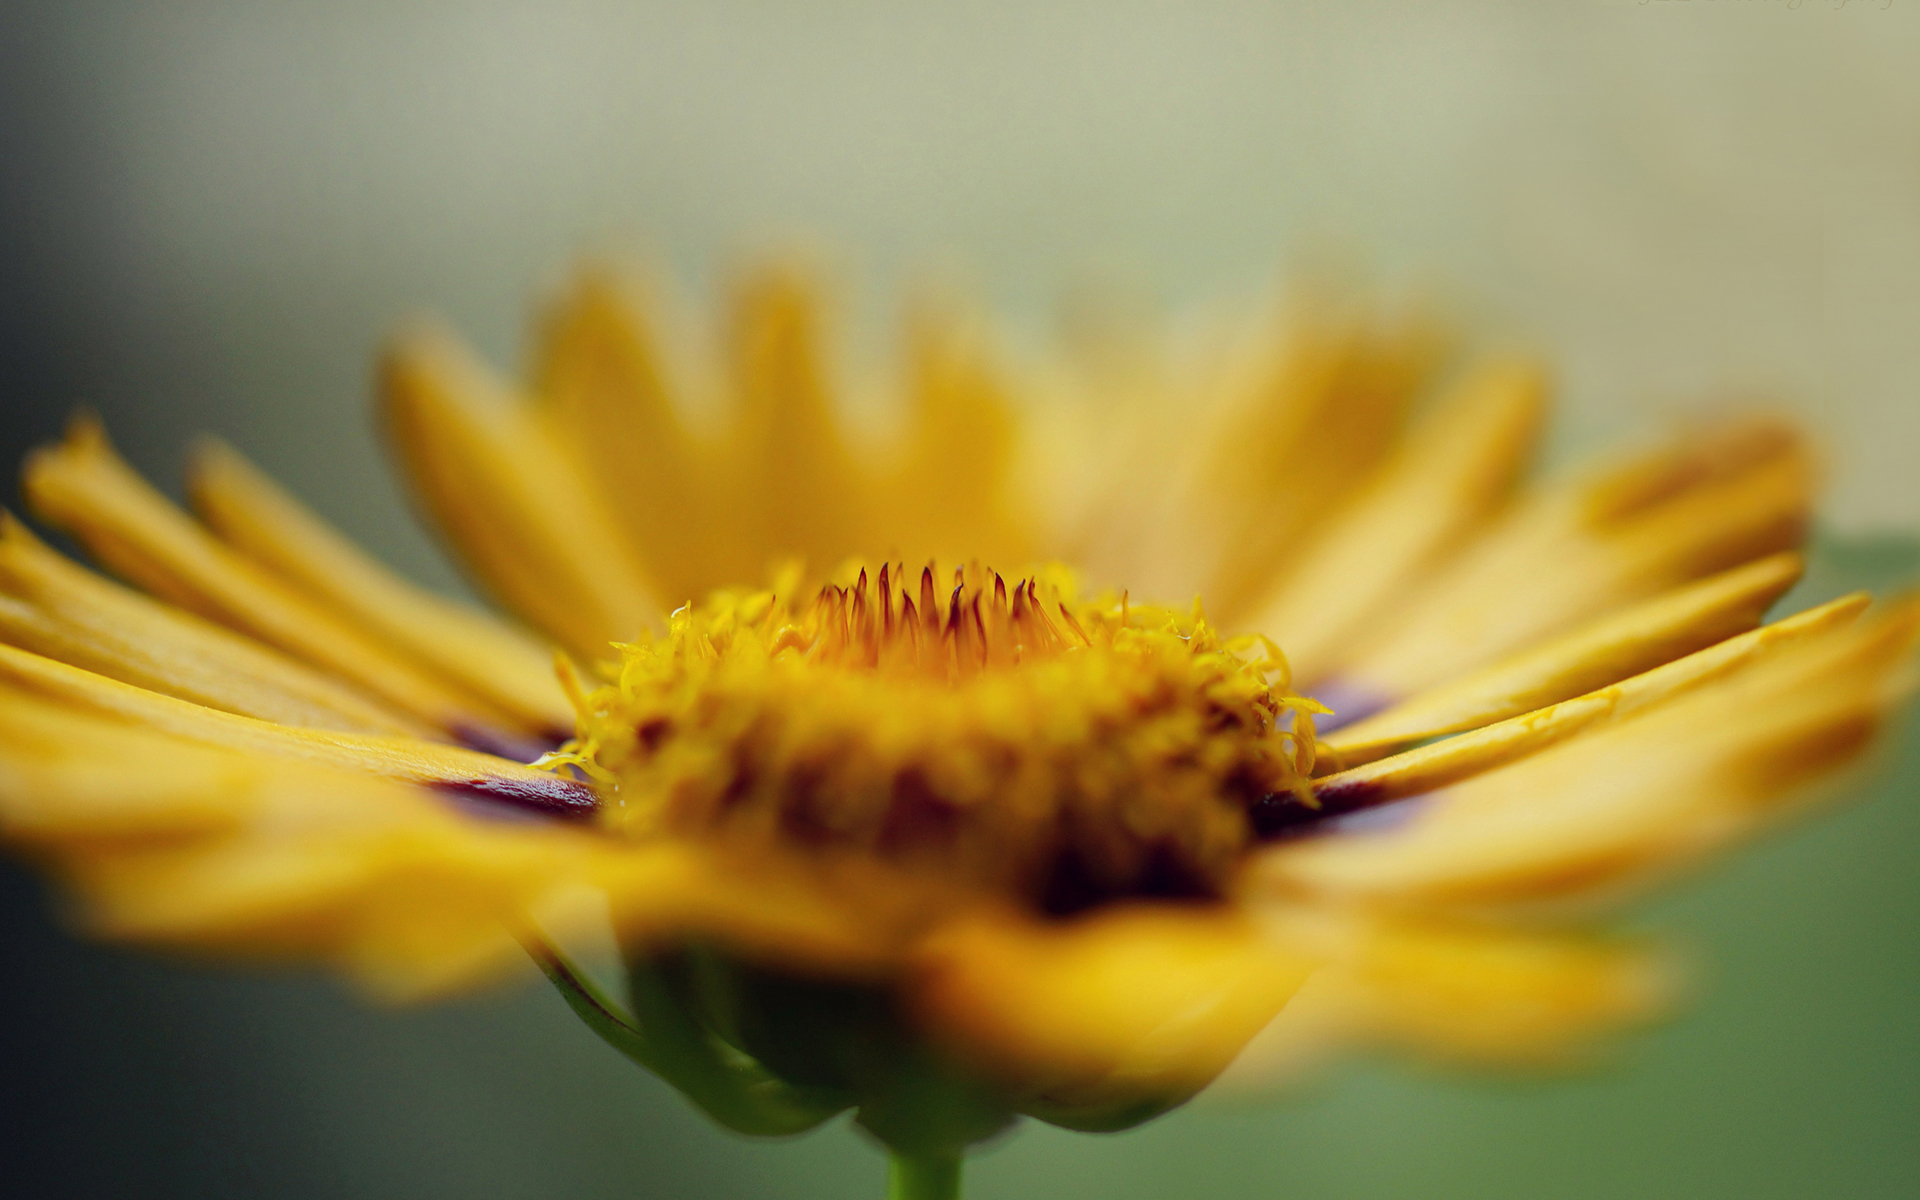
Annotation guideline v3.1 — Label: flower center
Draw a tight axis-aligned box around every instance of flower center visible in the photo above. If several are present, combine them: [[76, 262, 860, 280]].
[[557, 563, 1324, 914]]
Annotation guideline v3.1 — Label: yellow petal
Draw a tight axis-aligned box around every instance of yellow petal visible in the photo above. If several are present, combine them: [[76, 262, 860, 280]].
[[0, 686, 260, 839], [0, 653, 913, 993], [1304, 591, 1869, 816], [23, 418, 531, 748], [606, 848, 950, 979], [870, 297, 1033, 569], [56, 771, 602, 1001], [535, 270, 731, 604], [0, 514, 432, 738], [0, 643, 596, 817], [0, 685, 870, 1003], [910, 904, 1317, 1113], [1202, 304, 1445, 621], [1244, 356, 1546, 686], [0, 687, 609, 999], [382, 323, 659, 658], [1323, 551, 1807, 765], [186, 438, 573, 737], [1225, 910, 1669, 1083], [1255, 596, 1920, 905], [716, 265, 871, 583], [1332, 417, 1814, 705], [1031, 298, 1203, 601]]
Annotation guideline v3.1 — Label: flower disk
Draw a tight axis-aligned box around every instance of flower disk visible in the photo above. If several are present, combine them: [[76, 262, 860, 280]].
[[559, 562, 1328, 914]]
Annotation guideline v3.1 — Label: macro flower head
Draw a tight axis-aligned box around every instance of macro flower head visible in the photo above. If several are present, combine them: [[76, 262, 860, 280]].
[[1, 261, 1913, 1197]]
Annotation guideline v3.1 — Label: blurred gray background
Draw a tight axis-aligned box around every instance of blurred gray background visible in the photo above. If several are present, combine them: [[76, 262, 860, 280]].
[[3, 3, 1919, 1197]]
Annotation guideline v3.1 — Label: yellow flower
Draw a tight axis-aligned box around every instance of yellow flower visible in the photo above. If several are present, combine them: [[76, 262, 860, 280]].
[[0, 263, 1913, 1195]]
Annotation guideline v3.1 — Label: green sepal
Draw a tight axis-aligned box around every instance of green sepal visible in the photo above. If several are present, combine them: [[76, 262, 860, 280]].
[[1018, 1090, 1193, 1134], [525, 936, 850, 1137], [666, 945, 1018, 1158]]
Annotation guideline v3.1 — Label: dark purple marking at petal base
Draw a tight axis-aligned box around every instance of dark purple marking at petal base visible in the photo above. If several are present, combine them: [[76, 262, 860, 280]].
[[1249, 775, 1424, 840], [1307, 678, 1394, 733], [429, 774, 600, 823]]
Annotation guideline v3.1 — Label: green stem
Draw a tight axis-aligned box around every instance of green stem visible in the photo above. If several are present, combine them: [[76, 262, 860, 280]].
[[887, 1150, 962, 1200]]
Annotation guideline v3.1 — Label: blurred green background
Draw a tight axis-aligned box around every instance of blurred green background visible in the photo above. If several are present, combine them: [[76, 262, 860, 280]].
[[3, 3, 1919, 1197]]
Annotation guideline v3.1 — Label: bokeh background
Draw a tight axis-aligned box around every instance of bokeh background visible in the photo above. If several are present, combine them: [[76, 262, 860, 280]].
[[3, 3, 1919, 1197]]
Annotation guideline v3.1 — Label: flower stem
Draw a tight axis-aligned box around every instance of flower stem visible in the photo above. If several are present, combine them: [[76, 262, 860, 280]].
[[888, 1150, 962, 1200]]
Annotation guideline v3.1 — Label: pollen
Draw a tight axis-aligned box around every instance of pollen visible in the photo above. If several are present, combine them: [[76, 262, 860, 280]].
[[553, 562, 1328, 913]]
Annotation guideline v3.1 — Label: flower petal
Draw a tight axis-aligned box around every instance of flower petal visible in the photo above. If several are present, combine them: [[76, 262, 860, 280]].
[[1301, 591, 1868, 820], [1201, 304, 1444, 621], [0, 690, 608, 1000], [23, 418, 532, 746], [606, 849, 948, 978], [535, 271, 733, 603], [0, 682, 901, 1002], [1253, 596, 1920, 905], [715, 266, 872, 584], [1323, 551, 1807, 765], [1224, 910, 1669, 1084], [0, 514, 432, 738], [185, 438, 573, 738], [909, 904, 1316, 1118], [1055, 298, 1442, 609], [872, 297, 1033, 569], [1328, 417, 1814, 706], [0, 686, 260, 838], [381, 323, 659, 659], [0, 642, 596, 817], [1244, 356, 1546, 686]]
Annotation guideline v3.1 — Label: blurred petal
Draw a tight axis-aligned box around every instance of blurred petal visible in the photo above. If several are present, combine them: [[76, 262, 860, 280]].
[[910, 905, 1316, 1115], [1056, 296, 1443, 608], [1255, 597, 1920, 905], [1324, 551, 1807, 765], [1032, 291, 1201, 599], [1331, 417, 1814, 704], [186, 438, 573, 738], [0, 644, 596, 817], [63, 821, 542, 1000], [0, 681, 897, 1002], [1304, 591, 1868, 818], [0, 514, 430, 738], [381, 323, 659, 659], [0, 687, 260, 839], [0, 691, 608, 1000], [23, 418, 526, 745], [1225, 910, 1670, 1084], [535, 270, 732, 603], [1246, 357, 1545, 686], [719, 267, 871, 580], [870, 297, 1034, 568], [607, 849, 953, 979], [1202, 304, 1444, 621]]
